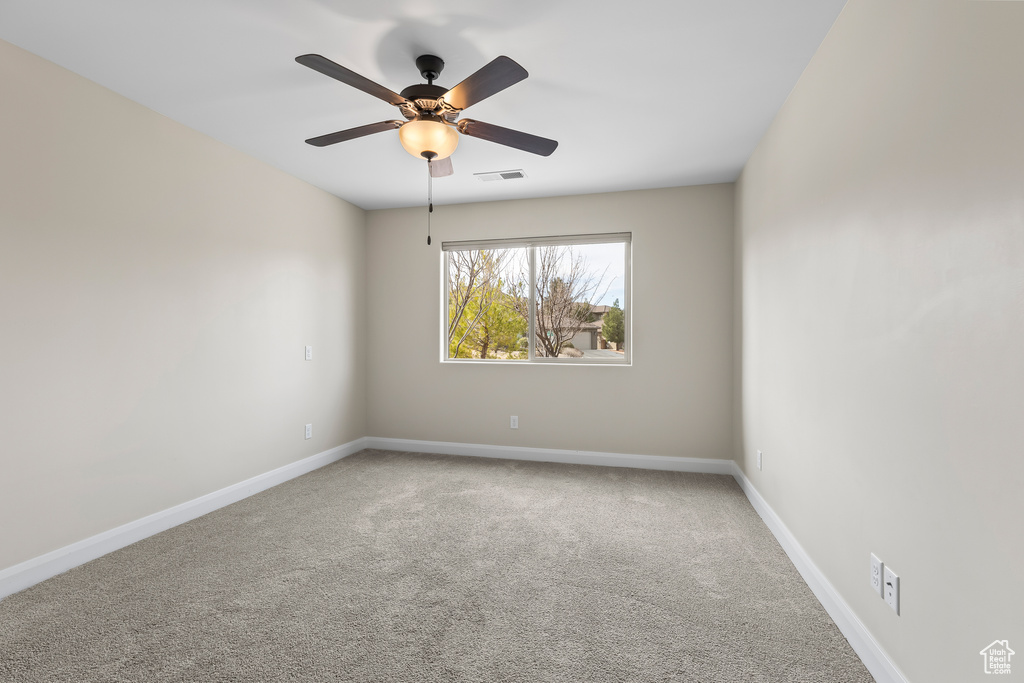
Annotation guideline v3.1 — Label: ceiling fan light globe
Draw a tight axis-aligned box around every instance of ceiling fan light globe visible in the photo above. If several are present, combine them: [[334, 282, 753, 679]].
[[399, 118, 459, 160]]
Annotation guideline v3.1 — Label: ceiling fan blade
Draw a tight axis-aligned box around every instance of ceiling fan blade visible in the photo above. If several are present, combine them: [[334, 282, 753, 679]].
[[441, 56, 528, 111], [457, 119, 558, 156], [305, 120, 403, 147], [296, 54, 407, 106], [430, 156, 454, 178]]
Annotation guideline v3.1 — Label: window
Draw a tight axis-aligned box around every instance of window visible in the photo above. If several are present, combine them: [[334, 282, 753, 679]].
[[443, 233, 630, 363]]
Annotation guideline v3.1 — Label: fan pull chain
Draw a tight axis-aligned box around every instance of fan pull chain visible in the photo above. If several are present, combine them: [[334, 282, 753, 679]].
[[426, 160, 433, 246]]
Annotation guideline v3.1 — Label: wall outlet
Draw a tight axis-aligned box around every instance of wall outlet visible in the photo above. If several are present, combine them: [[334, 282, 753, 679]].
[[510, 415, 518, 429], [757, 450, 762, 470], [870, 553, 884, 596], [305, 424, 312, 439], [884, 565, 900, 614], [305, 346, 312, 361]]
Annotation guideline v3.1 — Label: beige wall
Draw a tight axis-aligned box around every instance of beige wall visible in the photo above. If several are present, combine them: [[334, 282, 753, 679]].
[[366, 185, 734, 459], [737, 1, 1024, 681], [0, 39, 367, 571]]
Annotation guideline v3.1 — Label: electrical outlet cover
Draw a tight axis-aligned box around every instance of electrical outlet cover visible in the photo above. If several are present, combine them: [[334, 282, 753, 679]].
[[870, 553, 883, 597], [884, 565, 900, 614]]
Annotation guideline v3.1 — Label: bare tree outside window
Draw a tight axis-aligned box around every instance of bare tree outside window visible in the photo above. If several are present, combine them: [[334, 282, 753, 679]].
[[509, 245, 610, 357]]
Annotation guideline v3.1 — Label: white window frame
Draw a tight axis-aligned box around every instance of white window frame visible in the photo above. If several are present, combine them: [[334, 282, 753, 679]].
[[441, 232, 631, 365]]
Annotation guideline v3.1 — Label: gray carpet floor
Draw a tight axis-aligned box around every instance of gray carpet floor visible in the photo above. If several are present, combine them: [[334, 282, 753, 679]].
[[0, 450, 873, 682]]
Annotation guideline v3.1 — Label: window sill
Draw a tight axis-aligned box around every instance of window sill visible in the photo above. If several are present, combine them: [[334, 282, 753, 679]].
[[441, 358, 631, 366]]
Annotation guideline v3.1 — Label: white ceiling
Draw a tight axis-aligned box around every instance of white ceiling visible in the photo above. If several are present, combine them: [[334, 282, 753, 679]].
[[0, 0, 846, 210]]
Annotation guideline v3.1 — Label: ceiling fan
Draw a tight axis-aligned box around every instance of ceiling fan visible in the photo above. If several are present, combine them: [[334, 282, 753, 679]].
[[296, 53, 558, 178]]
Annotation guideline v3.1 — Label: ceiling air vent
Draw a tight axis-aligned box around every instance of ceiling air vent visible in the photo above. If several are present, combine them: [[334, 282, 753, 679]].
[[474, 169, 528, 182]]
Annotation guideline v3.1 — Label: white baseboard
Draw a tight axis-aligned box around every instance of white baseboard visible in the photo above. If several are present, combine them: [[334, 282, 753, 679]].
[[730, 464, 909, 683], [364, 436, 736, 475], [0, 437, 369, 602]]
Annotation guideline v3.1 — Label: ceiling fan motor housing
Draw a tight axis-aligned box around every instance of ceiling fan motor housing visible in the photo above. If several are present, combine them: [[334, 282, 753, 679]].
[[398, 83, 457, 122], [399, 83, 448, 101]]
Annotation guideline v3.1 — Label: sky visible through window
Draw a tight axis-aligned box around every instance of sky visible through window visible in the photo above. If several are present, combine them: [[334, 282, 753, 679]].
[[573, 242, 625, 307]]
